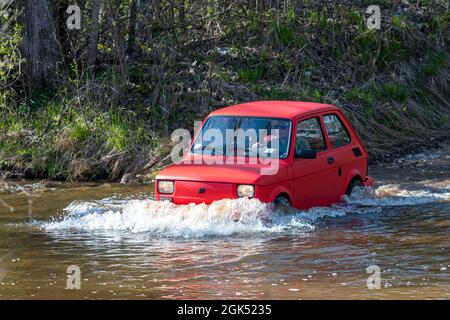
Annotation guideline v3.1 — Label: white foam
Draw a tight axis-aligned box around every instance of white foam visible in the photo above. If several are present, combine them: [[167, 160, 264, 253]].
[[43, 198, 316, 237], [344, 184, 450, 207], [0, 181, 50, 194], [41, 184, 450, 237]]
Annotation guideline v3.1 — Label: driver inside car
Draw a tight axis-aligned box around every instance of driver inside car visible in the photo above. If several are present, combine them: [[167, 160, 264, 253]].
[[252, 120, 291, 158]]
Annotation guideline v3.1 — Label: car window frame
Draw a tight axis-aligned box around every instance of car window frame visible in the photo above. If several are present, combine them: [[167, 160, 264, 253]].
[[294, 115, 328, 158], [322, 113, 352, 149]]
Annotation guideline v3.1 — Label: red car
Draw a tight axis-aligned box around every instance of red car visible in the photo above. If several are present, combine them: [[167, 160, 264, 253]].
[[155, 101, 374, 209]]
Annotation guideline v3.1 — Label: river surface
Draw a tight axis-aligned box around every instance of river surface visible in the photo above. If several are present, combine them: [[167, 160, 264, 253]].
[[0, 149, 449, 299]]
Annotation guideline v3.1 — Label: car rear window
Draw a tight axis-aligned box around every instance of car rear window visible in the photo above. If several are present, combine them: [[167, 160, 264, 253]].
[[323, 114, 351, 148]]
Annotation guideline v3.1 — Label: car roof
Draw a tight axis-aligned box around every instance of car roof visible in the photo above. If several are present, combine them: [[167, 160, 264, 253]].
[[209, 101, 339, 119]]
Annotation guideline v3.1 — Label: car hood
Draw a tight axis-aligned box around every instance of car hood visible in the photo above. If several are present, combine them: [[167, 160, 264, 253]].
[[156, 161, 289, 185]]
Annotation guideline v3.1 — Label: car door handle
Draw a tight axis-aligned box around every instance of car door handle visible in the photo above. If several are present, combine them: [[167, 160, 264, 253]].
[[327, 157, 335, 165]]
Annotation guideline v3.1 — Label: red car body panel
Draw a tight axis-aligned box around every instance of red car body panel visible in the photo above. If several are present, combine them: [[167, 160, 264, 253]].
[[155, 101, 373, 209]]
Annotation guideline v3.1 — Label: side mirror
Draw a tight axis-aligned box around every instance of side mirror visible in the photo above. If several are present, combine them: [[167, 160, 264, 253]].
[[295, 149, 317, 159]]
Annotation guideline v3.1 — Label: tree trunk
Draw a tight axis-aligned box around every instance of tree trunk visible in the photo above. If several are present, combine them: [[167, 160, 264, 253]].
[[126, 0, 137, 56], [295, 0, 302, 16], [87, 0, 101, 67], [107, 0, 126, 91], [21, 0, 60, 89], [179, 0, 186, 24]]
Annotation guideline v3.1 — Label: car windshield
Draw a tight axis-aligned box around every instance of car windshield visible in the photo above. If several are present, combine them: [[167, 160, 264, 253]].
[[191, 116, 292, 159]]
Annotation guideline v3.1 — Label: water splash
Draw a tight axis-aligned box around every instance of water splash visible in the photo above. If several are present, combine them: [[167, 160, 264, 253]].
[[41, 183, 450, 237], [43, 198, 316, 237], [345, 184, 450, 207], [0, 181, 52, 194]]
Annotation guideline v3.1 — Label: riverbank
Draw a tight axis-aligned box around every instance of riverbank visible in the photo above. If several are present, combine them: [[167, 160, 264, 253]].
[[1, 138, 449, 184], [1, 2, 448, 182]]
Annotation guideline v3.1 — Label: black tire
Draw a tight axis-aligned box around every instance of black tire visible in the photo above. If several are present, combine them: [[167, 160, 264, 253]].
[[273, 196, 291, 213], [346, 179, 363, 196]]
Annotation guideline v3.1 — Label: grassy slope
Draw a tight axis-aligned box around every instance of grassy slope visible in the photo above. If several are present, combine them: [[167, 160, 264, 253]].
[[0, 1, 449, 181]]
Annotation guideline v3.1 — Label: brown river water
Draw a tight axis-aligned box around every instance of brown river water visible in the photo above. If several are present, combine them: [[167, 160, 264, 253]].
[[0, 149, 449, 299]]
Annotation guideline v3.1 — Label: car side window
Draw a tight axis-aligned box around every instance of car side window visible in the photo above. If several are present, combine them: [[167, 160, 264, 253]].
[[323, 114, 351, 148], [295, 117, 326, 154]]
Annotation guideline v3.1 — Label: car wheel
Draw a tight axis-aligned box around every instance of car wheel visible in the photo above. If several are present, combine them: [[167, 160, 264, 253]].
[[273, 196, 291, 213], [346, 179, 363, 196]]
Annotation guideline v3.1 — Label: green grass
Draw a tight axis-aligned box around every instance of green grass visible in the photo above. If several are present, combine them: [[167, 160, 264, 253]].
[[107, 124, 128, 151], [276, 24, 295, 46], [391, 15, 408, 30], [346, 82, 408, 105], [422, 52, 447, 77], [345, 86, 377, 107], [381, 82, 408, 102], [0, 97, 161, 179], [345, 7, 365, 27], [67, 118, 90, 143], [237, 67, 264, 83], [429, 12, 449, 33]]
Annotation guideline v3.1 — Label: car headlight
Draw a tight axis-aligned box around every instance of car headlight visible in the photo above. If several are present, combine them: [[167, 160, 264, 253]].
[[158, 180, 174, 194], [237, 185, 254, 198]]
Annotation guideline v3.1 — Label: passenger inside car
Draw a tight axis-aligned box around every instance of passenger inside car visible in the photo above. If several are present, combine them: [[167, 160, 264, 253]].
[[296, 117, 326, 153]]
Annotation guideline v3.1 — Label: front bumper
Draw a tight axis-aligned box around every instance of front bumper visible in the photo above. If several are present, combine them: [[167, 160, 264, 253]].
[[159, 196, 173, 202], [156, 180, 237, 205]]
